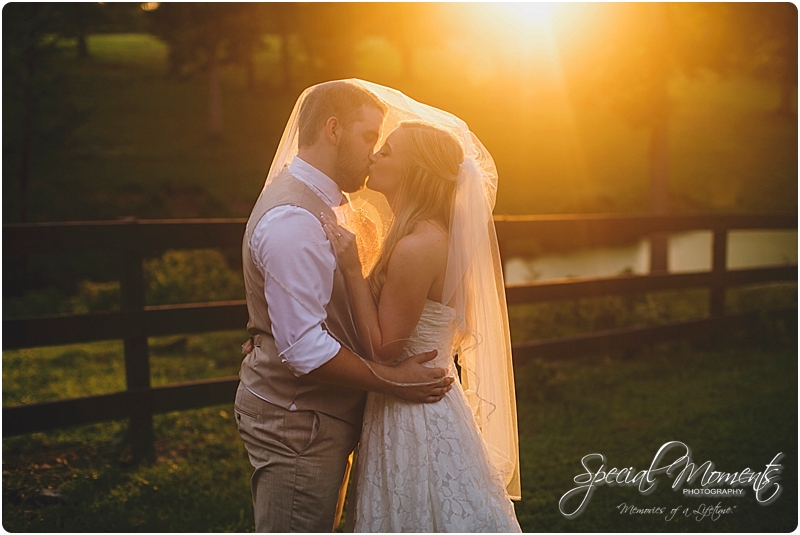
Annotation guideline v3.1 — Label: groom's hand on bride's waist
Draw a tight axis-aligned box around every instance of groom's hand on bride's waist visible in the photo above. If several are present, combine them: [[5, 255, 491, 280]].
[[388, 350, 454, 403], [306, 347, 452, 403]]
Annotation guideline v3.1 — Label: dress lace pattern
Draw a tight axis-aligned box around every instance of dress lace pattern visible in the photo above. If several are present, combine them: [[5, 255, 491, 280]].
[[352, 300, 521, 532]]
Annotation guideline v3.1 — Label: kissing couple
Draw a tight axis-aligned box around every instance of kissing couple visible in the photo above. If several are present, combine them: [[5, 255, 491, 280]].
[[235, 80, 521, 532]]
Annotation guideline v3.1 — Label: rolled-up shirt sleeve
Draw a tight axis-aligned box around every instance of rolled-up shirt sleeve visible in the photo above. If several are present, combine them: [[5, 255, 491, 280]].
[[250, 205, 341, 376]]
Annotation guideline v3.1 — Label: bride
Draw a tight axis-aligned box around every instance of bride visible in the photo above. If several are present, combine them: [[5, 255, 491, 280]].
[[321, 84, 521, 532]]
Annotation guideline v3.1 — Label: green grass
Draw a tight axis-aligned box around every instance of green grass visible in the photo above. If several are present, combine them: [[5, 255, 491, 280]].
[[512, 334, 797, 532], [3, 331, 244, 407], [509, 288, 711, 343], [84, 34, 169, 69], [3, 310, 796, 531], [509, 283, 797, 346], [2, 409, 253, 532], [3, 330, 251, 532]]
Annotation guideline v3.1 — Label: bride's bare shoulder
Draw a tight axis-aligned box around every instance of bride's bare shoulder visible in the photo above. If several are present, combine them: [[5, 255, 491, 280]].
[[391, 220, 448, 264], [410, 219, 448, 250], [385, 221, 448, 300]]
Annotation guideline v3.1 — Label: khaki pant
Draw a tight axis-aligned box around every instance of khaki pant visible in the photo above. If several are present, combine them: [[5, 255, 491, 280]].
[[235, 382, 359, 532]]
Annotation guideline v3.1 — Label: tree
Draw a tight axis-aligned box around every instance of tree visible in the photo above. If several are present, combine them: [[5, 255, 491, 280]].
[[292, 3, 366, 83], [359, 3, 448, 82], [249, 4, 453, 92], [56, 3, 103, 59], [264, 3, 301, 91], [294, 4, 454, 84], [147, 3, 269, 138], [723, 3, 798, 115], [559, 3, 796, 270], [3, 3, 87, 223]]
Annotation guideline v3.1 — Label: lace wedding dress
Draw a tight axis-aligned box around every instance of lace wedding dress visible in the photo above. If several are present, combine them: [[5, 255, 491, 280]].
[[352, 300, 521, 532]]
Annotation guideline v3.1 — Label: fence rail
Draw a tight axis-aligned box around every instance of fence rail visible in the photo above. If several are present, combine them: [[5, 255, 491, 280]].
[[4, 301, 248, 349], [3, 213, 797, 455]]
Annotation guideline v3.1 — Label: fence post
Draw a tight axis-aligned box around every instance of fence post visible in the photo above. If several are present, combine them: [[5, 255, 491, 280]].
[[120, 220, 154, 461], [710, 228, 728, 317], [650, 233, 669, 274]]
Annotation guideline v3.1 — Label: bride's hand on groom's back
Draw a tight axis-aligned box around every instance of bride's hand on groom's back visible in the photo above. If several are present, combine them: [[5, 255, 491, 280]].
[[389, 350, 454, 403]]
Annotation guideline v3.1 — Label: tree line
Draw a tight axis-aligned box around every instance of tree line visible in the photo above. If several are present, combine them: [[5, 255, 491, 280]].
[[3, 2, 796, 225]]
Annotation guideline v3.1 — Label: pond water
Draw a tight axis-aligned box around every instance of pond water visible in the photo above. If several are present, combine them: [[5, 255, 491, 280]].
[[504, 230, 798, 284]]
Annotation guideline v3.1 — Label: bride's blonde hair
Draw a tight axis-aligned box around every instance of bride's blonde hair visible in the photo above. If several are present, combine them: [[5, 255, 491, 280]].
[[368, 121, 464, 300]]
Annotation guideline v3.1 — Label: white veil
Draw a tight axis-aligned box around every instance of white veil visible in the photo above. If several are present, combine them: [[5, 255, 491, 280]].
[[262, 79, 520, 500]]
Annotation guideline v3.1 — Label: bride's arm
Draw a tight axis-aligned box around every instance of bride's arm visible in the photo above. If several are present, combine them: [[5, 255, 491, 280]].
[[323, 217, 443, 364]]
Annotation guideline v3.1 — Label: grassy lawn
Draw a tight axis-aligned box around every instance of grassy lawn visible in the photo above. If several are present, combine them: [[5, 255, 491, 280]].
[[2, 409, 253, 532], [3, 317, 796, 531], [2, 330, 252, 532], [513, 336, 797, 532]]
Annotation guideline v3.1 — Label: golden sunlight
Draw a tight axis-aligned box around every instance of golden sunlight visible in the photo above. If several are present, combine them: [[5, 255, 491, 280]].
[[502, 2, 554, 27], [467, 2, 553, 47], [467, 2, 607, 54], [458, 3, 598, 206]]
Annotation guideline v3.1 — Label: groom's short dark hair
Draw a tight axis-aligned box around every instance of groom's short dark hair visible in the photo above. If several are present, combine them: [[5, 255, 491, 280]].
[[298, 81, 387, 149]]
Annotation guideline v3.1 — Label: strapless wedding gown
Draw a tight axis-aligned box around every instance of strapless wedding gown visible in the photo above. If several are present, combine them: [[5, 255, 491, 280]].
[[352, 300, 521, 532]]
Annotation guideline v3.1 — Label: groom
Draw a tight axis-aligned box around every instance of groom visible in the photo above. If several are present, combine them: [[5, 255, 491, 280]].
[[236, 80, 454, 532]]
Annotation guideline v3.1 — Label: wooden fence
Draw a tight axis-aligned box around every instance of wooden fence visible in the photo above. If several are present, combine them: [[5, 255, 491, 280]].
[[3, 213, 797, 457]]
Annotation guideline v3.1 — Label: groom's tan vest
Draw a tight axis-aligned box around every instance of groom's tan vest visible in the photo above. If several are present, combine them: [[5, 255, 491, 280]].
[[239, 168, 366, 425]]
